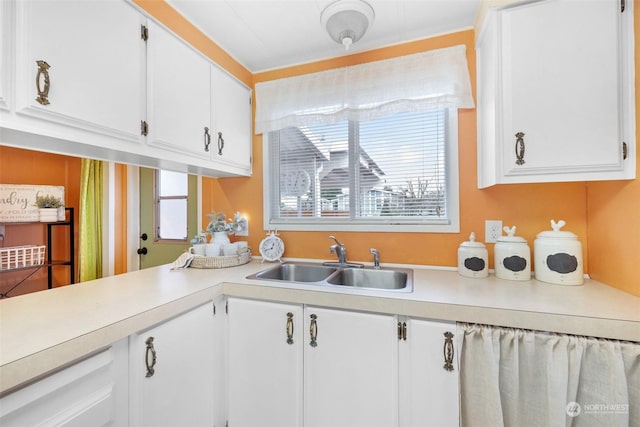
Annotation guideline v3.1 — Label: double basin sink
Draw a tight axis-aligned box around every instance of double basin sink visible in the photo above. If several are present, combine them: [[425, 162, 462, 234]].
[[247, 262, 413, 292]]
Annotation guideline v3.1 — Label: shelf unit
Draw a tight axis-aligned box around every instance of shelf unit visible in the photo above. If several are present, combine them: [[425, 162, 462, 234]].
[[0, 207, 75, 298]]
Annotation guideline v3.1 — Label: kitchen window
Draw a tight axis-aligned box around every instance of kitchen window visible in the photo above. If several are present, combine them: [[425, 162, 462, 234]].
[[257, 45, 473, 233], [264, 109, 460, 233]]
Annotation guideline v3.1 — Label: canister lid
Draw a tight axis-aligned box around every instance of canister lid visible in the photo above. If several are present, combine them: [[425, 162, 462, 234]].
[[460, 232, 486, 248], [536, 219, 578, 239], [497, 225, 527, 244]]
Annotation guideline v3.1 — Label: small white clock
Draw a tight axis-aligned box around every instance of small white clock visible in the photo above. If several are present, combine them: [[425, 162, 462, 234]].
[[283, 170, 311, 197], [259, 231, 285, 262]]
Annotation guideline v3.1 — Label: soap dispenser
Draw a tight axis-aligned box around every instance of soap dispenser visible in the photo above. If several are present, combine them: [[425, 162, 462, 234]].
[[457, 232, 488, 278]]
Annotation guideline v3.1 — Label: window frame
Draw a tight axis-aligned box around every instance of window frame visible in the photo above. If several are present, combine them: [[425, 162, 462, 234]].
[[263, 108, 460, 233], [154, 169, 189, 242]]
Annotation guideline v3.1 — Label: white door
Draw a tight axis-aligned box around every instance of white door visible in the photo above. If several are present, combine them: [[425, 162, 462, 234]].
[[226, 298, 304, 427], [303, 306, 398, 427], [399, 317, 459, 427], [129, 302, 215, 427], [211, 65, 252, 173], [14, 0, 143, 143], [146, 20, 212, 159]]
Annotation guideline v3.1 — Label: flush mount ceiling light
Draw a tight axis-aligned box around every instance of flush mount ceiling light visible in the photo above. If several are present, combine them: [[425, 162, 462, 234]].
[[320, 0, 375, 50]]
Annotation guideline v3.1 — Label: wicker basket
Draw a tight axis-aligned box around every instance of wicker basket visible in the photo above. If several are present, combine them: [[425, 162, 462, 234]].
[[0, 245, 46, 271], [189, 249, 251, 269]]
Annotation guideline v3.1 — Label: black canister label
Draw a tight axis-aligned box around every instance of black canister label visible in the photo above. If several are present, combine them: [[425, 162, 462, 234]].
[[546, 253, 578, 274], [503, 255, 527, 272], [464, 257, 486, 272]]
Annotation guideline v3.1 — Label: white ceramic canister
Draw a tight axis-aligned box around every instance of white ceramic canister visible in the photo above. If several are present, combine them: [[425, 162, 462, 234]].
[[458, 232, 489, 278], [534, 220, 583, 285], [494, 226, 531, 281]]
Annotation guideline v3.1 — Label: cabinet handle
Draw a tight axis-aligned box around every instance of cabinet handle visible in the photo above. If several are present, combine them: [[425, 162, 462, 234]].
[[309, 314, 318, 348], [443, 331, 454, 372], [515, 132, 525, 165], [397, 321, 407, 340], [217, 132, 225, 155], [286, 312, 294, 345], [204, 127, 211, 152], [35, 60, 51, 105], [145, 336, 157, 377]]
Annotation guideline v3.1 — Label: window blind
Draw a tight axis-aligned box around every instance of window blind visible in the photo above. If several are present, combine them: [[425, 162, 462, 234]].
[[269, 110, 448, 224]]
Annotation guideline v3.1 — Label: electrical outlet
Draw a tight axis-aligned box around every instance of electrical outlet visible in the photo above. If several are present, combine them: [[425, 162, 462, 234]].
[[485, 220, 503, 243]]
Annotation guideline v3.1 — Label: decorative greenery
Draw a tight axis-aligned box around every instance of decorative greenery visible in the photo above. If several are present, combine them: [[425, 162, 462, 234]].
[[206, 212, 237, 235], [34, 194, 62, 208], [190, 231, 208, 245]]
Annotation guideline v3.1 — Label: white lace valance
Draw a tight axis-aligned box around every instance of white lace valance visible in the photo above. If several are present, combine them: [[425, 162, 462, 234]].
[[255, 44, 475, 134]]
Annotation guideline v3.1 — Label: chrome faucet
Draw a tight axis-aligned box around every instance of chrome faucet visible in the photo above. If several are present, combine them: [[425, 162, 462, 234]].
[[329, 235, 347, 264], [370, 248, 380, 269]]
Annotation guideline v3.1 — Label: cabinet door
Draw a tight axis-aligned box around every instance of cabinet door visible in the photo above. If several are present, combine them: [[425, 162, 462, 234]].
[[146, 20, 212, 160], [211, 65, 252, 174], [13, 0, 144, 143], [477, 0, 634, 187], [226, 297, 303, 427], [304, 306, 398, 427], [399, 318, 459, 427], [0, 339, 128, 427], [129, 302, 215, 427]]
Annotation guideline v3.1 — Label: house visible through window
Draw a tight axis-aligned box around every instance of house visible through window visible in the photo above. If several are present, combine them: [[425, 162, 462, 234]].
[[156, 170, 188, 240], [265, 109, 460, 233]]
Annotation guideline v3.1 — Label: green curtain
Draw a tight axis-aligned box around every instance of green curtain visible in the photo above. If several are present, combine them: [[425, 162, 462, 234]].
[[79, 159, 103, 282]]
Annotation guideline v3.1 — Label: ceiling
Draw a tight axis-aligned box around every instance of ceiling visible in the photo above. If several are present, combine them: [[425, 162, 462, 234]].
[[165, 0, 481, 73]]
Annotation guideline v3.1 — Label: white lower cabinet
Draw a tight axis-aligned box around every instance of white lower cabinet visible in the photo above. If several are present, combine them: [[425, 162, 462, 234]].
[[398, 317, 459, 427], [303, 305, 398, 427], [226, 298, 458, 427], [0, 339, 129, 427], [226, 298, 304, 427], [129, 301, 217, 427]]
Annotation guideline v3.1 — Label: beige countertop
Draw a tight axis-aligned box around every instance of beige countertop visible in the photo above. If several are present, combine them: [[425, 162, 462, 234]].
[[1, 258, 639, 394]]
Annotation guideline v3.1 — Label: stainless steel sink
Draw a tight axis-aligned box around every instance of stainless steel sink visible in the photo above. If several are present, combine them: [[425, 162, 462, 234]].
[[247, 262, 413, 292], [248, 262, 337, 282], [326, 268, 410, 290]]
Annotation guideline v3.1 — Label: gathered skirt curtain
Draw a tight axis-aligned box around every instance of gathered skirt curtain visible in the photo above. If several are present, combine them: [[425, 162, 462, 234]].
[[78, 159, 103, 282], [458, 323, 639, 427]]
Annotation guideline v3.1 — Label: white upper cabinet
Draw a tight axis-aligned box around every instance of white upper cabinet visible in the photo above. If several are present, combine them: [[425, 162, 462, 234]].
[[211, 65, 253, 173], [12, 0, 144, 144], [146, 21, 252, 176], [476, 0, 635, 188], [146, 20, 212, 160]]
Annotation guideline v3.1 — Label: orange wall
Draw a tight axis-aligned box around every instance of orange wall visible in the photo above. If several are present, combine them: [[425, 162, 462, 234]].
[[584, 1, 640, 296], [0, 146, 81, 296]]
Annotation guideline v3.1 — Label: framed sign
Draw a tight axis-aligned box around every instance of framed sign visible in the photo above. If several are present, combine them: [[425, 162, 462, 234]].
[[0, 185, 65, 222]]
